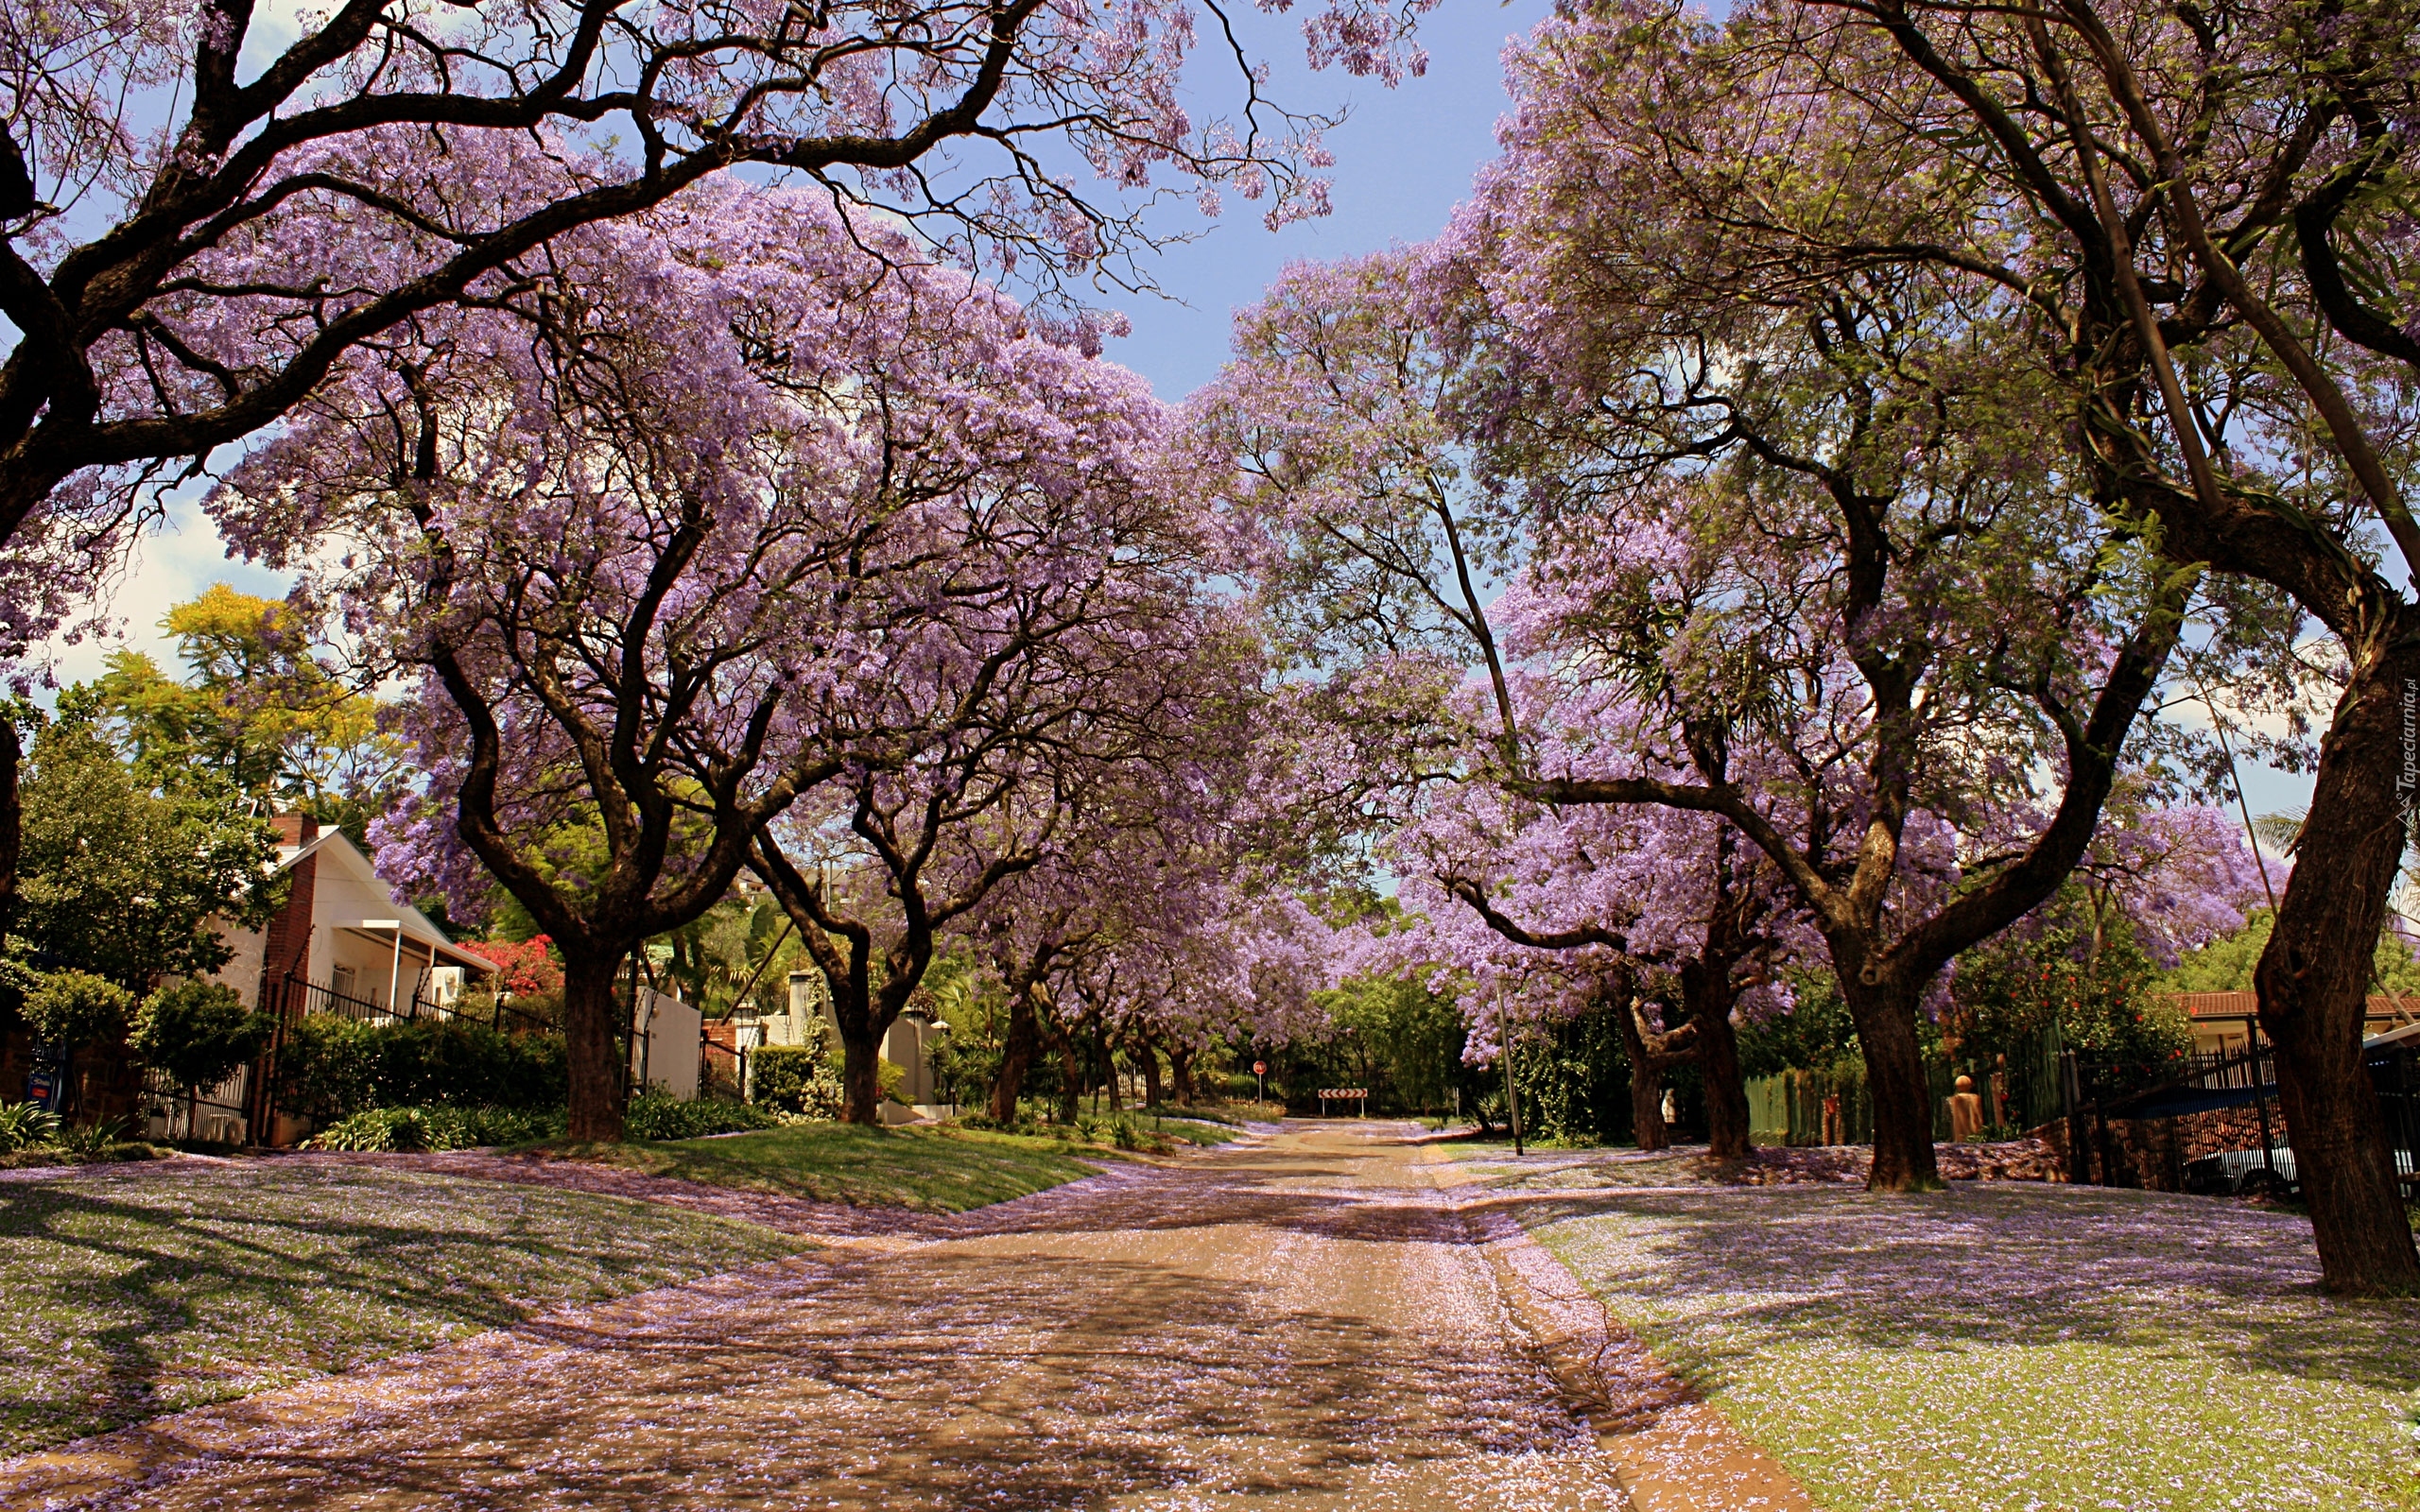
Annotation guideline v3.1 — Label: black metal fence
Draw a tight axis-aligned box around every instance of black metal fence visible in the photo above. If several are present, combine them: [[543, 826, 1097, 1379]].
[[260, 971, 552, 1036]]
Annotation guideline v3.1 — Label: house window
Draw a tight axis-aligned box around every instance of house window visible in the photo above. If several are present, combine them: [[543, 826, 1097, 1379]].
[[332, 965, 357, 1003]]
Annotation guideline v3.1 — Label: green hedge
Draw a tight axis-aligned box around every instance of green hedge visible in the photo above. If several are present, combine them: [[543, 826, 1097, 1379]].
[[277, 1016, 567, 1121], [303, 1104, 567, 1152], [750, 1043, 845, 1119], [624, 1091, 780, 1141]]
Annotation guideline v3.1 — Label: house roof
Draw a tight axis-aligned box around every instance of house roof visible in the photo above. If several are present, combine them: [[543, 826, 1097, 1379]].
[[2162, 990, 2413, 1022], [280, 831, 494, 976]]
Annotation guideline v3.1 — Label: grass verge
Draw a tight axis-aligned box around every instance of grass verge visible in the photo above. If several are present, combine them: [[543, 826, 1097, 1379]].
[[0, 1162, 804, 1459], [0, 1143, 166, 1171], [1524, 1182, 2420, 1512], [1150, 1117, 1248, 1146], [559, 1123, 1106, 1211]]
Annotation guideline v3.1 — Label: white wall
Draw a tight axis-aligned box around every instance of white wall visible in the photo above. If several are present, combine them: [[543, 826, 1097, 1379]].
[[632, 988, 701, 1100]]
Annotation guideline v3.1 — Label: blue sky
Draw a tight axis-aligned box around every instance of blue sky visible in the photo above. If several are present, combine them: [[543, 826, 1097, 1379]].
[[1102, 0, 1555, 398]]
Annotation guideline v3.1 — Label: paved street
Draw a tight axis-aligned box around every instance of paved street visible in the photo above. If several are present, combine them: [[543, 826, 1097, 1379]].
[[1, 1124, 1804, 1511]]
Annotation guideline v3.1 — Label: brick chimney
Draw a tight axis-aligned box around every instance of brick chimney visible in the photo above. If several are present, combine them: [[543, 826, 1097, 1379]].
[[259, 814, 321, 999], [270, 812, 320, 849]]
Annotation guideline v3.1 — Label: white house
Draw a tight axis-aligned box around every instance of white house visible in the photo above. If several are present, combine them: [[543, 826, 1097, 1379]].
[[152, 815, 498, 1146], [221, 813, 498, 1015]]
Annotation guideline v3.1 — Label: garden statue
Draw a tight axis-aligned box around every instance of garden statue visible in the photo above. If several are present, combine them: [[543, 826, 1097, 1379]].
[[1948, 1075, 1986, 1143]]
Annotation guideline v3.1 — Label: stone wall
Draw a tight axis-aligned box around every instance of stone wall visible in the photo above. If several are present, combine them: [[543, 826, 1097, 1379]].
[[2027, 1104, 2289, 1192], [2029, 1115, 2185, 1191]]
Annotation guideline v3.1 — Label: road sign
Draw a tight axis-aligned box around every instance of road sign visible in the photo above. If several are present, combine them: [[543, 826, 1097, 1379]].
[[1317, 1088, 1370, 1117], [1253, 1060, 1266, 1075]]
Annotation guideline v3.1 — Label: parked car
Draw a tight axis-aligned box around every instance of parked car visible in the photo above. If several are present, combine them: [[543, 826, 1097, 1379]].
[[2185, 1144, 2416, 1197]]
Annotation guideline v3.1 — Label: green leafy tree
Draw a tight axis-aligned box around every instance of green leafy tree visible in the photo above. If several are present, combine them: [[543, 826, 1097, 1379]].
[[1738, 971, 1862, 1080], [130, 980, 273, 1143], [20, 970, 135, 1049], [2160, 910, 2420, 1001], [15, 970, 136, 1117], [88, 584, 407, 847], [1310, 972, 1468, 1115], [1952, 885, 2193, 1077], [12, 715, 285, 992]]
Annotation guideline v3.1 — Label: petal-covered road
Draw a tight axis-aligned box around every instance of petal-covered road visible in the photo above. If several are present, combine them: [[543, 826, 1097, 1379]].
[[1, 1123, 1803, 1511]]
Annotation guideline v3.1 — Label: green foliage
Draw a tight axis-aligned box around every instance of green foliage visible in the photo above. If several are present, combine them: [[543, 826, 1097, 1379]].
[[14, 713, 284, 989], [276, 1016, 568, 1121], [749, 1042, 845, 1119], [1738, 971, 1862, 1078], [1313, 971, 1468, 1114], [19, 969, 136, 1048], [0, 1100, 62, 1151], [302, 1104, 568, 1151], [1509, 1005, 1634, 1145], [129, 980, 272, 1095], [2158, 908, 2420, 999], [1954, 893, 2192, 1070], [52, 1117, 135, 1158], [623, 1091, 782, 1142], [84, 583, 408, 848]]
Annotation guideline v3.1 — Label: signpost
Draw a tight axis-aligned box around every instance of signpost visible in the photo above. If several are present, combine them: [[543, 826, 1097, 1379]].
[[1318, 1088, 1369, 1118], [1253, 1059, 1267, 1106], [1499, 986, 1524, 1157]]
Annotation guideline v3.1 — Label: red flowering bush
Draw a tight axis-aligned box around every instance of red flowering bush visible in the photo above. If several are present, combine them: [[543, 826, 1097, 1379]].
[[462, 936, 563, 1001]]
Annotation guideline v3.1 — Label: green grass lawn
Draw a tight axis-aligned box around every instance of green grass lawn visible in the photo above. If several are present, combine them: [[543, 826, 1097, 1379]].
[[562, 1123, 1107, 1211], [0, 1162, 805, 1458], [1521, 1182, 2420, 1512], [1145, 1116, 1249, 1145]]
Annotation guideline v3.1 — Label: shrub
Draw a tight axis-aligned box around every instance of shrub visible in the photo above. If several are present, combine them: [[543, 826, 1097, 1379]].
[[303, 1107, 433, 1152], [130, 980, 272, 1104], [623, 1091, 780, 1142], [0, 1100, 61, 1151], [278, 1016, 568, 1120], [303, 1104, 567, 1151], [21, 970, 135, 1049], [750, 1043, 844, 1120]]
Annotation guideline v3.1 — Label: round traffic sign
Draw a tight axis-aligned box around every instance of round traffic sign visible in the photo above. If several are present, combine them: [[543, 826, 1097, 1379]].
[[1253, 1060, 1266, 1075]]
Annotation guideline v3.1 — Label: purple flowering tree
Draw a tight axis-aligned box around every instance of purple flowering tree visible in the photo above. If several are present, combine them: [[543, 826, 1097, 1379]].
[[0, 0, 1437, 946], [1381, 764, 1803, 1158], [1201, 234, 2202, 1190], [1506, 0, 2417, 1289], [214, 182, 1181, 1139], [744, 476, 1240, 1125]]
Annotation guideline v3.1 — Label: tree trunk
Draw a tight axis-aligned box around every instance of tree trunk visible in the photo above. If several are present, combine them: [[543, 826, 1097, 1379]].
[[1612, 997, 1669, 1152], [1687, 966, 1754, 1160], [1104, 1034, 1123, 1112], [2256, 656, 2420, 1295], [991, 986, 1040, 1123], [1056, 1028, 1081, 1125], [562, 957, 628, 1143], [1168, 1042, 1196, 1105], [1139, 1038, 1163, 1108], [1839, 973, 1939, 1192], [839, 1026, 884, 1125], [0, 716, 19, 938]]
